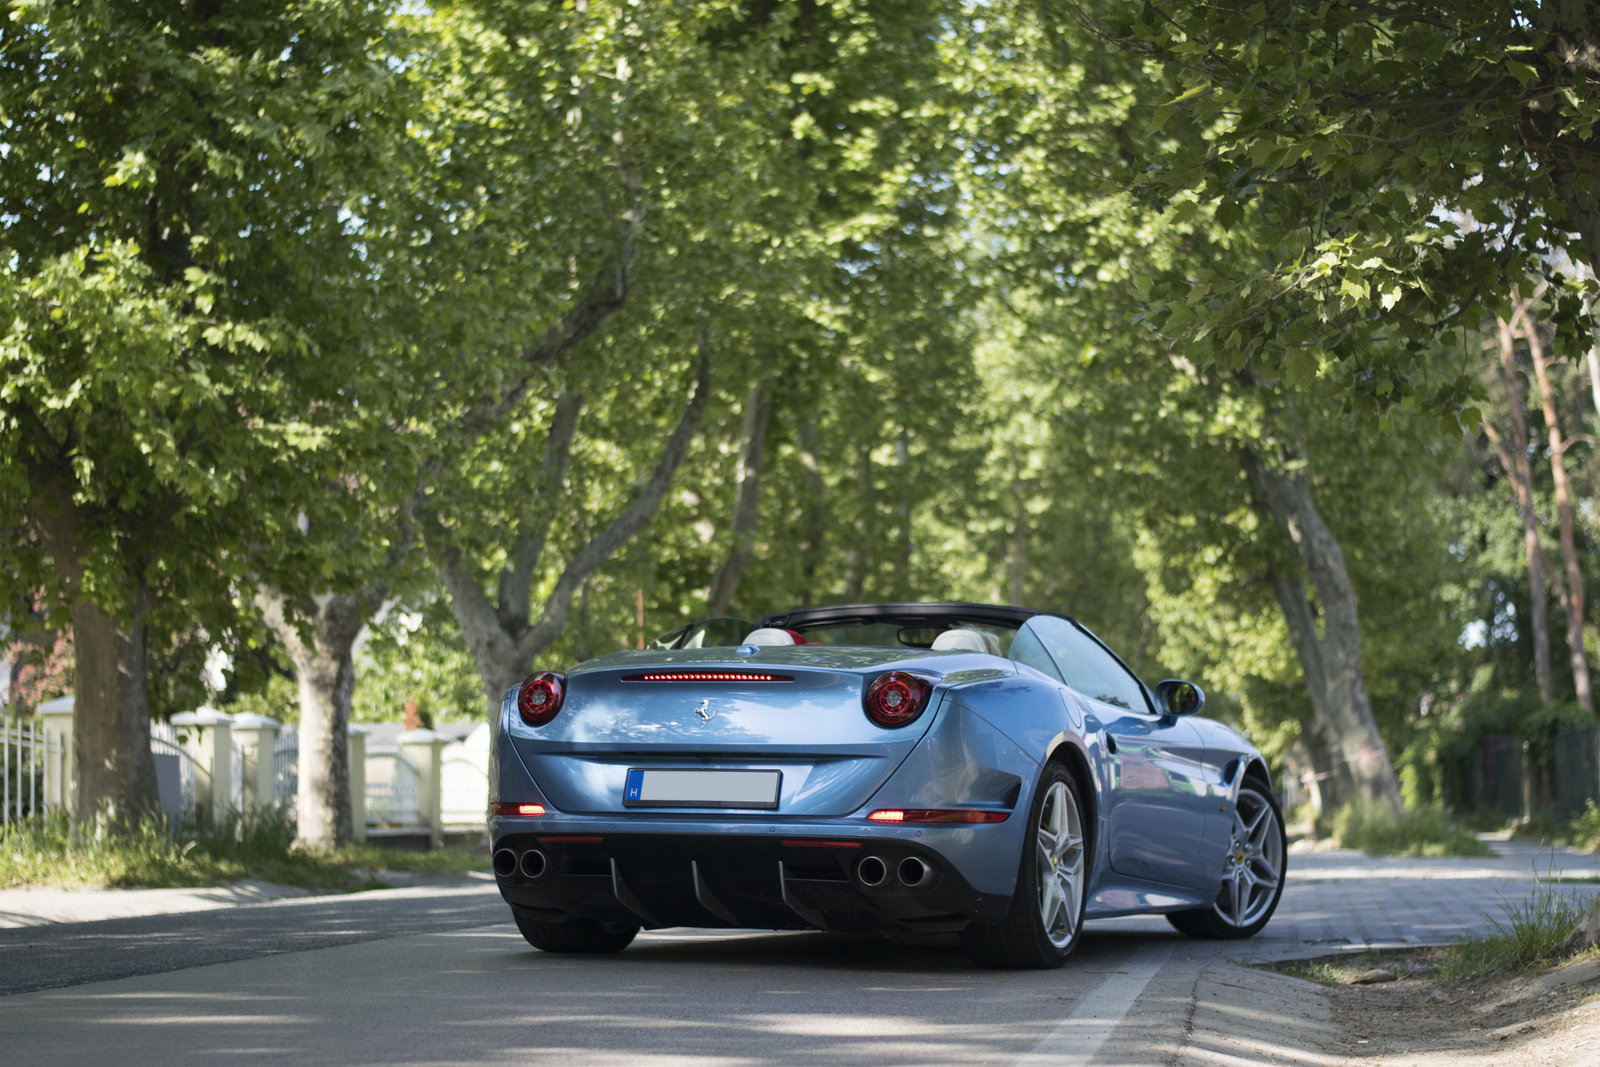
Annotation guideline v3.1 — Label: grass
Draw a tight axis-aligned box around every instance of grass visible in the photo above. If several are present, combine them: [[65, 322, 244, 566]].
[[1437, 872, 1599, 982], [1271, 873, 1600, 987], [0, 810, 488, 891], [1333, 801, 1496, 859]]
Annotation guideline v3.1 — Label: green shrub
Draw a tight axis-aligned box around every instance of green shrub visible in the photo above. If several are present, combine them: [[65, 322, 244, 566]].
[[1565, 800, 1600, 852], [1333, 801, 1496, 858]]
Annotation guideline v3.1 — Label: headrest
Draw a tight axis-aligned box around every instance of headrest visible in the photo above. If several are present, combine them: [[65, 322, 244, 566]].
[[743, 627, 796, 647], [931, 629, 989, 654]]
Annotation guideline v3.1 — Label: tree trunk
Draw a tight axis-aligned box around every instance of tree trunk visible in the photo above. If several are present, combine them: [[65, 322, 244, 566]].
[[892, 435, 913, 598], [434, 340, 713, 718], [257, 589, 376, 849], [71, 595, 160, 826], [1587, 344, 1600, 419], [1242, 449, 1403, 813], [575, 580, 594, 663], [1008, 477, 1028, 607], [1520, 306, 1595, 713], [28, 478, 159, 826], [1266, 568, 1346, 812], [1490, 316, 1558, 701], [843, 442, 875, 601], [796, 416, 828, 608], [707, 377, 773, 616]]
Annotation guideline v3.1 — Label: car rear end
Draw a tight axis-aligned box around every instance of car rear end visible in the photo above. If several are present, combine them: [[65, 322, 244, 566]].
[[488, 646, 1030, 934]]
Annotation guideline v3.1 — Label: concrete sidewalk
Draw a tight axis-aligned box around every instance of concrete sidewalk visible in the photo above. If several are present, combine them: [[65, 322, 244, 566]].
[[0, 871, 495, 928], [1091, 835, 1600, 962]]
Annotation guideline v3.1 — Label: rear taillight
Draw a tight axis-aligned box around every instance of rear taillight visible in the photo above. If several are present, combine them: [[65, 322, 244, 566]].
[[863, 671, 933, 728], [490, 802, 546, 816], [867, 809, 1009, 824], [517, 672, 566, 726]]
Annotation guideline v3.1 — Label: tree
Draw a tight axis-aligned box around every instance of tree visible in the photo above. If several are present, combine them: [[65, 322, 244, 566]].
[[1050, 1, 1600, 424], [0, 0, 406, 825], [956, 2, 1450, 809]]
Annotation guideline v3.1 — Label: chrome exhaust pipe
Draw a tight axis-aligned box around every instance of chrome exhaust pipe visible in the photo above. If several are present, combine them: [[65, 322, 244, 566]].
[[520, 849, 549, 879], [897, 857, 931, 888], [857, 855, 888, 887], [492, 848, 518, 878]]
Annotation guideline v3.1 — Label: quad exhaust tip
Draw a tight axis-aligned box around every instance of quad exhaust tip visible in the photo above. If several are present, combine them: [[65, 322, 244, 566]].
[[520, 849, 549, 880], [492, 848, 518, 878], [857, 855, 888, 887], [897, 857, 931, 888]]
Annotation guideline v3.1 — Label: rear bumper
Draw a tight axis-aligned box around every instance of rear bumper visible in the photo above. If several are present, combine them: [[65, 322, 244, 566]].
[[491, 824, 1011, 933]]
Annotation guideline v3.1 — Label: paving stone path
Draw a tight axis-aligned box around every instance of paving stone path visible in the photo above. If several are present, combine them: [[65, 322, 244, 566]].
[[1090, 835, 1600, 961]]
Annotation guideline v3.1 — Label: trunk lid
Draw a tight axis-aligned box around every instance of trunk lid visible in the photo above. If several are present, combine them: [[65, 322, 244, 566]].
[[505, 646, 981, 818]]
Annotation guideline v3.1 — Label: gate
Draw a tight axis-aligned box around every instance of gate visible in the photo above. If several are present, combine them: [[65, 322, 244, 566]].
[[364, 751, 419, 826], [1, 715, 58, 824], [1553, 722, 1600, 819]]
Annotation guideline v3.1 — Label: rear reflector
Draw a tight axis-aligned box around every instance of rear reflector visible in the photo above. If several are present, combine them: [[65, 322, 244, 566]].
[[490, 802, 546, 816], [621, 671, 794, 682], [536, 835, 604, 843], [781, 839, 863, 848], [867, 809, 1010, 824]]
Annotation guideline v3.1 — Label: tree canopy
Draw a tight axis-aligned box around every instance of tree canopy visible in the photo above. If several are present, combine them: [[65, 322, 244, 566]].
[[2, 0, 1596, 832]]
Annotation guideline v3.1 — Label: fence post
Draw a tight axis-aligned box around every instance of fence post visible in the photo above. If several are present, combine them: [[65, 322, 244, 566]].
[[36, 695, 75, 817], [399, 728, 445, 850], [231, 713, 281, 812], [173, 708, 235, 822], [347, 724, 368, 845]]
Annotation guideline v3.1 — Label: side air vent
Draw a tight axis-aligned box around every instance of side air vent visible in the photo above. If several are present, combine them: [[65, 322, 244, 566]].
[[620, 671, 795, 682]]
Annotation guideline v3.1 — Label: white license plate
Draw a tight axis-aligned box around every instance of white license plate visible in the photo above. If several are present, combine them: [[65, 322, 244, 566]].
[[622, 768, 781, 809]]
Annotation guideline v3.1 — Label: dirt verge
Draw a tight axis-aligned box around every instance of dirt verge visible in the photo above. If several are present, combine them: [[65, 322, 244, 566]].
[[1257, 950, 1600, 1065]]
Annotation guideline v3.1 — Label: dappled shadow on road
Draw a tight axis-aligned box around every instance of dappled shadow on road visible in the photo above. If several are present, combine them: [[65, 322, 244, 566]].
[[1, 924, 1200, 1066]]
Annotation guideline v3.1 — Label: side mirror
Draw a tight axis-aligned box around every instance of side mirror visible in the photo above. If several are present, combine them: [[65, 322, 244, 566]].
[[1154, 679, 1205, 718]]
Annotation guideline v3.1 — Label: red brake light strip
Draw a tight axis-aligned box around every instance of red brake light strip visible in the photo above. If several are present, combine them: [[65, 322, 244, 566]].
[[621, 672, 794, 682]]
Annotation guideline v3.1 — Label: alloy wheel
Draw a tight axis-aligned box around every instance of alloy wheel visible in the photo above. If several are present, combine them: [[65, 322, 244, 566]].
[[1036, 780, 1086, 948], [1214, 786, 1283, 930]]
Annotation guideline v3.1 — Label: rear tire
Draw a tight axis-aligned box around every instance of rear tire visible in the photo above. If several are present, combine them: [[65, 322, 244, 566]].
[[1166, 782, 1286, 940], [961, 762, 1089, 969], [511, 907, 639, 954]]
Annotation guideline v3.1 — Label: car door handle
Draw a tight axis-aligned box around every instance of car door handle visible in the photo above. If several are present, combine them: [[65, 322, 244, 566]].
[[1102, 731, 1119, 755]]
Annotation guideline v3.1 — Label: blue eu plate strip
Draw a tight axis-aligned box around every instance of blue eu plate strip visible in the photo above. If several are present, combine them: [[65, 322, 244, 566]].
[[624, 768, 644, 802]]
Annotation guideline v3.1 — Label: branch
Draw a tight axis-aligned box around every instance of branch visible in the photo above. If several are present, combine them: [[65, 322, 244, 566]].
[[496, 391, 585, 632], [516, 330, 715, 660], [457, 196, 646, 439], [706, 374, 773, 616]]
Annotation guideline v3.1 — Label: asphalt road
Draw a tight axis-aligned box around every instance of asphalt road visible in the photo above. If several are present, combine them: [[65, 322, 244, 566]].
[[4, 841, 1597, 1065], [0, 884, 508, 997], [0, 897, 1200, 1066]]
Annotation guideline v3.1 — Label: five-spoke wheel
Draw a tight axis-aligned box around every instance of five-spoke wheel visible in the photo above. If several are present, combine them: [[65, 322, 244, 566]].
[[1167, 783, 1286, 939], [962, 762, 1088, 968], [1036, 779, 1087, 949]]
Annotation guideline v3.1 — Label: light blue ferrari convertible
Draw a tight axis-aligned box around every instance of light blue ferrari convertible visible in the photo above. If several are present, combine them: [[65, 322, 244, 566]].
[[488, 602, 1285, 968]]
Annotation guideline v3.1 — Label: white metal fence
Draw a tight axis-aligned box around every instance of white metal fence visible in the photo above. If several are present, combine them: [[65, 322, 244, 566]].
[[274, 727, 298, 806], [1, 716, 58, 824], [150, 719, 199, 819], [364, 751, 420, 826], [2, 705, 488, 843]]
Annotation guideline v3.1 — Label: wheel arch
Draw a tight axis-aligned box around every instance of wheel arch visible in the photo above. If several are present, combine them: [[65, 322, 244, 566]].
[[1241, 756, 1273, 793]]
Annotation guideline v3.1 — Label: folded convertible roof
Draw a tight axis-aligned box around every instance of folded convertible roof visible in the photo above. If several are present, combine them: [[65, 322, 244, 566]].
[[755, 601, 1061, 633]]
